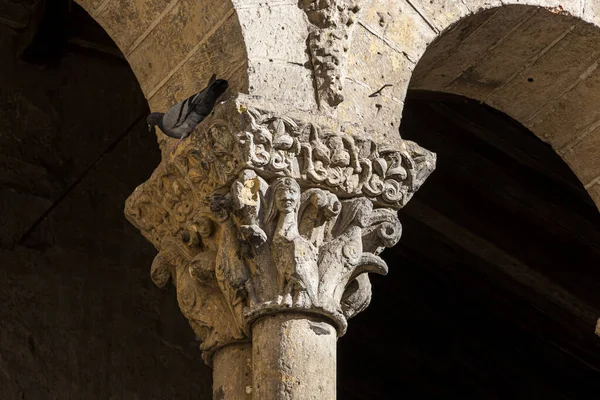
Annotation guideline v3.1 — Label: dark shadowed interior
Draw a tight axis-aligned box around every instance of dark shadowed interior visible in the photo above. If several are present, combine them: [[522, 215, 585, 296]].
[[340, 91, 600, 399]]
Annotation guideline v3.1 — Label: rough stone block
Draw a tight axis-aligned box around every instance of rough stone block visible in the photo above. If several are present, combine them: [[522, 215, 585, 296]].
[[463, 0, 503, 13], [520, 0, 582, 16], [527, 65, 600, 148], [410, 7, 497, 86], [338, 77, 403, 145], [359, 0, 437, 62], [236, 4, 308, 63], [411, 6, 536, 91], [406, 0, 470, 31], [346, 23, 414, 102], [146, 16, 248, 110], [445, 8, 577, 100], [583, 0, 600, 24], [95, 0, 174, 51], [486, 21, 600, 122], [247, 60, 317, 112], [127, 0, 234, 94]]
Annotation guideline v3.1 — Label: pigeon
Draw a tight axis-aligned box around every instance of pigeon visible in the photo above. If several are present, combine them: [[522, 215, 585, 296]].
[[147, 74, 229, 152]]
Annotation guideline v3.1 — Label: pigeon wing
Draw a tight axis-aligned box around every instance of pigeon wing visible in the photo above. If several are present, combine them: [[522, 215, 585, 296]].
[[167, 74, 216, 129]]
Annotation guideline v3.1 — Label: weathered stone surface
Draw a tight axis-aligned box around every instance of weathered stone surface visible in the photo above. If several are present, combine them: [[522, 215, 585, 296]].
[[407, 3, 600, 209], [252, 314, 337, 400], [212, 343, 252, 400], [405, 0, 470, 31], [126, 0, 234, 93], [411, 6, 537, 91], [528, 66, 600, 148], [94, 0, 175, 51], [125, 97, 435, 357], [360, 0, 437, 61], [409, 7, 497, 85], [486, 21, 600, 122], [342, 23, 414, 136], [445, 9, 577, 100], [144, 15, 248, 111], [237, 4, 307, 65]]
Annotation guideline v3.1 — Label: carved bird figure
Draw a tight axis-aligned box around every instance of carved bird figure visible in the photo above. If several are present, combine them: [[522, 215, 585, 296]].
[[147, 74, 229, 152]]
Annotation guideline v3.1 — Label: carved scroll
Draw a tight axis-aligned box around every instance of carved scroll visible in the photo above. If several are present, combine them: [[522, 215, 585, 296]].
[[124, 98, 436, 359]]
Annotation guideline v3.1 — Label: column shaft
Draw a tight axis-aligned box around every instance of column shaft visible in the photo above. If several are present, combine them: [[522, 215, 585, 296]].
[[252, 313, 337, 400], [212, 343, 253, 400]]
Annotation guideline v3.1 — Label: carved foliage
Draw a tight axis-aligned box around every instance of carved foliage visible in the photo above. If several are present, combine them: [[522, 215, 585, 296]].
[[124, 102, 435, 354], [239, 107, 436, 209], [299, 0, 364, 107], [138, 170, 403, 351], [149, 236, 246, 363], [212, 171, 403, 334], [125, 105, 435, 250]]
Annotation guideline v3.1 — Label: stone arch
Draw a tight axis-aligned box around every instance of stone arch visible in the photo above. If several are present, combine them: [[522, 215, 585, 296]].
[[73, 0, 320, 116], [73, 0, 248, 112], [344, 0, 600, 208]]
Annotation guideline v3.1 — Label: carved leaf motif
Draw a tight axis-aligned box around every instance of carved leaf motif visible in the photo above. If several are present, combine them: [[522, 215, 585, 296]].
[[341, 274, 372, 319], [150, 253, 172, 288], [125, 100, 436, 351]]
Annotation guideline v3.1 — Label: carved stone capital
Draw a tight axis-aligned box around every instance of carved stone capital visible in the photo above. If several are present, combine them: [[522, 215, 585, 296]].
[[125, 96, 436, 360]]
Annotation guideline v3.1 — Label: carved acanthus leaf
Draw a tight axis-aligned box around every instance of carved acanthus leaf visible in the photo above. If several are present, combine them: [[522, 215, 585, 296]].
[[124, 99, 436, 357]]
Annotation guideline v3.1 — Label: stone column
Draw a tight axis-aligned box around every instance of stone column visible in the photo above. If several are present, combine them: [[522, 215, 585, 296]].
[[252, 314, 337, 399], [212, 343, 252, 399], [124, 96, 436, 398]]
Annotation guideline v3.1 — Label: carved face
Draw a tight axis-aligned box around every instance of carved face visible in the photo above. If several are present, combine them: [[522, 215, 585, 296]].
[[196, 217, 213, 238], [274, 178, 300, 214]]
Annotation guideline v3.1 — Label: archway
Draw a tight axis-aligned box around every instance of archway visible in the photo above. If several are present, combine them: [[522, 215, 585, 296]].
[[336, 2, 600, 397], [410, 4, 600, 207], [0, 4, 215, 398], [339, 91, 600, 398]]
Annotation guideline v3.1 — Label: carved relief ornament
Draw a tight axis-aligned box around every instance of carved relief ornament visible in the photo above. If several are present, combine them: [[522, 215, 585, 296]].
[[299, 0, 365, 107], [124, 98, 436, 362]]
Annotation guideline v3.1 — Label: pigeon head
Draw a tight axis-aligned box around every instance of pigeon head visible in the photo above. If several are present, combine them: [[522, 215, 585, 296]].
[[147, 112, 164, 133]]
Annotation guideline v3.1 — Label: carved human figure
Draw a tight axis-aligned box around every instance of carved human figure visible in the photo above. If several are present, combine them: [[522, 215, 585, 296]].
[[210, 195, 256, 331], [232, 170, 268, 248], [266, 177, 319, 307]]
